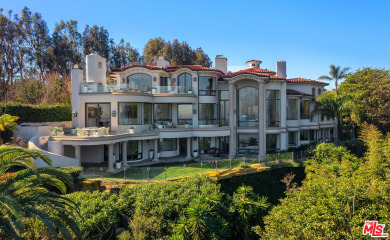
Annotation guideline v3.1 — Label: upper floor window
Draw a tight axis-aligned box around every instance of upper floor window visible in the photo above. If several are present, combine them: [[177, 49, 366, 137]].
[[300, 100, 310, 119], [154, 104, 172, 124], [118, 103, 142, 125], [266, 90, 280, 127], [199, 103, 217, 125], [312, 88, 315, 96], [178, 73, 192, 93], [219, 90, 229, 126], [318, 88, 322, 96], [98, 62, 102, 69], [287, 99, 298, 120], [178, 104, 193, 125], [238, 87, 258, 127], [199, 76, 216, 96], [127, 73, 152, 93]]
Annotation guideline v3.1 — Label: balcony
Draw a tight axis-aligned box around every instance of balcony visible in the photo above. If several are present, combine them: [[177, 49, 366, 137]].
[[80, 83, 195, 95]]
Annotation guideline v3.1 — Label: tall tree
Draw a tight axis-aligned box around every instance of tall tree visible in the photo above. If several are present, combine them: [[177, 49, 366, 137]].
[[110, 38, 140, 68], [318, 65, 350, 95], [51, 20, 83, 76], [338, 68, 390, 133], [142, 37, 166, 65], [83, 25, 112, 59]]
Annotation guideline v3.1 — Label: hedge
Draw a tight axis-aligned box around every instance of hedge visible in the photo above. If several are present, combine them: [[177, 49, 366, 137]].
[[0, 102, 71, 123]]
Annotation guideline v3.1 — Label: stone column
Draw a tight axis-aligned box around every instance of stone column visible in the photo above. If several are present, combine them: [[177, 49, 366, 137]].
[[74, 145, 81, 167], [122, 141, 127, 168], [258, 82, 266, 156], [228, 81, 235, 158], [108, 144, 114, 172], [153, 139, 159, 162], [280, 81, 287, 150], [186, 137, 191, 160]]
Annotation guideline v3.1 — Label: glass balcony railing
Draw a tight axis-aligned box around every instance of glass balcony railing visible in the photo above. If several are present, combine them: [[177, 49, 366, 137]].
[[80, 83, 195, 95]]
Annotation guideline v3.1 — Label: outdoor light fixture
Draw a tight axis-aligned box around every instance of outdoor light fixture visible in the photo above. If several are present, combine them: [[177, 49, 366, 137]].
[[193, 77, 197, 82], [72, 111, 77, 117], [112, 110, 117, 117], [153, 77, 157, 82]]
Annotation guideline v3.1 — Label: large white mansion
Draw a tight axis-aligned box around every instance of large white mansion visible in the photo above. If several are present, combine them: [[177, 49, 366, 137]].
[[45, 54, 335, 171]]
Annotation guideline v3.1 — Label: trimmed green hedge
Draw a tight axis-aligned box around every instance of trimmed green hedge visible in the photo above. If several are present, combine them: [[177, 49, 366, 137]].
[[0, 103, 71, 123]]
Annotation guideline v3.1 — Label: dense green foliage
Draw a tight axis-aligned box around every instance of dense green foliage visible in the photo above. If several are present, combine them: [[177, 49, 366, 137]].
[[143, 38, 212, 67], [0, 146, 80, 239], [0, 114, 19, 144], [339, 68, 390, 133], [0, 103, 71, 122], [259, 125, 390, 239], [65, 191, 122, 240]]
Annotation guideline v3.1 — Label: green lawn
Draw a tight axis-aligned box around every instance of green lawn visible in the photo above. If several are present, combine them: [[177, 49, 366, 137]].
[[94, 154, 300, 182]]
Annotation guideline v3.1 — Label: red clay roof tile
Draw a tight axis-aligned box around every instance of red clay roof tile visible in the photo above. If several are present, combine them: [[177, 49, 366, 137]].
[[287, 78, 329, 85]]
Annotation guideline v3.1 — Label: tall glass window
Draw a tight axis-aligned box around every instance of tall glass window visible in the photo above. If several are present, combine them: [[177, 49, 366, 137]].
[[266, 90, 280, 127], [159, 77, 173, 93], [288, 132, 298, 146], [126, 140, 142, 161], [118, 103, 142, 125], [300, 130, 309, 141], [287, 99, 298, 120], [266, 134, 280, 152], [238, 134, 259, 154], [238, 87, 258, 127], [158, 138, 177, 151], [199, 137, 217, 154], [199, 76, 216, 96], [127, 73, 152, 92], [199, 103, 217, 125], [86, 103, 110, 127], [178, 104, 193, 125], [154, 104, 172, 124], [144, 103, 152, 124], [300, 100, 310, 119], [178, 73, 192, 93], [219, 90, 229, 126]]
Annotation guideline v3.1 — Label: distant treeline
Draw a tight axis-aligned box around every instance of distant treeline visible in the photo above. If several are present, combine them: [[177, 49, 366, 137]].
[[0, 7, 211, 103]]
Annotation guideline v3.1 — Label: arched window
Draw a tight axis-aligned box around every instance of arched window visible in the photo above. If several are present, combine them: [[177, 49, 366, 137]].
[[178, 73, 192, 93], [312, 88, 316, 96], [318, 88, 322, 96], [238, 87, 259, 127], [127, 73, 152, 92]]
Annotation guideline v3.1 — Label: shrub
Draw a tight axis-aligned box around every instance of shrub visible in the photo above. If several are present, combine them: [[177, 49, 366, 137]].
[[340, 139, 367, 158], [55, 166, 83, 179], [119, 175, 224, 239], [0, 103, 71, 123], [65, 191, 123, 240]]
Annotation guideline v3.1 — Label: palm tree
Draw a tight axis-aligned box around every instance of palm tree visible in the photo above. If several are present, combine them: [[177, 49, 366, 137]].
[[318, 65, 350, 95], [0, 114, 19, 144], [0, 145, 81, 239], [181, 195, 229, 240], [232, 186, 270, 240], [312, 91, 347, 143]]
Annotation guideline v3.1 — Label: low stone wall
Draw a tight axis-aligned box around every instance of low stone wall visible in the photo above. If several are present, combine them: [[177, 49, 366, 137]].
[[28, 135, 79, 168]]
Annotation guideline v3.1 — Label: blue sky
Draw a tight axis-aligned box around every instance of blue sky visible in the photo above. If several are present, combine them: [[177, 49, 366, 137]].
[[3, 0, 390, 89]]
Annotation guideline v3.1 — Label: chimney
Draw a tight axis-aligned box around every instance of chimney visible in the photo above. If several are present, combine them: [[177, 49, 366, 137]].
[[276, 60, 286, 78], [215, 55, 227, 74], [156, 56, 171, 68], [86, 54, 106, 83], [71, 64, 83, 127], [246, 60, 262, 69]]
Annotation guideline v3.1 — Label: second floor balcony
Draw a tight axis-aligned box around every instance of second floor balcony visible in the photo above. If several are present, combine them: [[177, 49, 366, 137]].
[[80, 83, 195, 95]]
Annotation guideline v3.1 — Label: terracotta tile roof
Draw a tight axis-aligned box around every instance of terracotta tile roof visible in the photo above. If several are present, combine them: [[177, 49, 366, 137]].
[[111, 64, 223, 74], [223, 68, 281, 79], [166, 65, 223, 74], [287, 89, 314, 97], [287, 78, 329, 85], [111, 65, 163, 72]]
